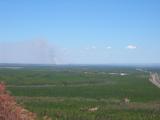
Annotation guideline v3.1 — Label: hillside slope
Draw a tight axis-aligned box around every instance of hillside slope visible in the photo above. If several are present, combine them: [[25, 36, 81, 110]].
[[0, 82, 37, 120]]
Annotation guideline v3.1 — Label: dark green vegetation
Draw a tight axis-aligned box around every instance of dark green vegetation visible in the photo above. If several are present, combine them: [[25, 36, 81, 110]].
[[1, 64, 160, 120]]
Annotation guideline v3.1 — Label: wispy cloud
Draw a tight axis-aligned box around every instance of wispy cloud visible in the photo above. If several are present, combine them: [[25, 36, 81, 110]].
[[106, 46, 112, 49], [85, 45, 97, 50], [126, 45, 137, 49], [91, 45, 96, 49]]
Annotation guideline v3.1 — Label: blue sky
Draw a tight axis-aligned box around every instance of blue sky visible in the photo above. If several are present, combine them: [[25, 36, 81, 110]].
[[0, 0, 160, 64]]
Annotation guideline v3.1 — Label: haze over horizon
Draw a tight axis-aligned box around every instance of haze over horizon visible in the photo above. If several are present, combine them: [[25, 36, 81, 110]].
[[0, 0, 160, 64]]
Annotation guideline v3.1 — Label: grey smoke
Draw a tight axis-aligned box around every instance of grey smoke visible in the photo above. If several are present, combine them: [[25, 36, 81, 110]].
[[0, 39, 59, 64]]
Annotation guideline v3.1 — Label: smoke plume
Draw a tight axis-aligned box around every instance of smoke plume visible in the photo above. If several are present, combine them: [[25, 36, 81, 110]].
[[0, 39, 60, 64]]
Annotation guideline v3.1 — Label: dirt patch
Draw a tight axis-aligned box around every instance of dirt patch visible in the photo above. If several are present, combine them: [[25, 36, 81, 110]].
[[0, 82, 37, 120], [149, 72, 160, 88]]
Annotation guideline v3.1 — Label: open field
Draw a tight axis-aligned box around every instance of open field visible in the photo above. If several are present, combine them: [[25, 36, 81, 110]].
[[1, 65, 160, 120]]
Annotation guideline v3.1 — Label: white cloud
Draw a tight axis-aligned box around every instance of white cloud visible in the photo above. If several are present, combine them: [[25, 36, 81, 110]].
[[91, 45, 96, 49], [85, 45, 96, 50], [126, 45, 137, 49], [85, 47, 89, 50], [62, 48, 68, 51], [106, 46, 112, 49]]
